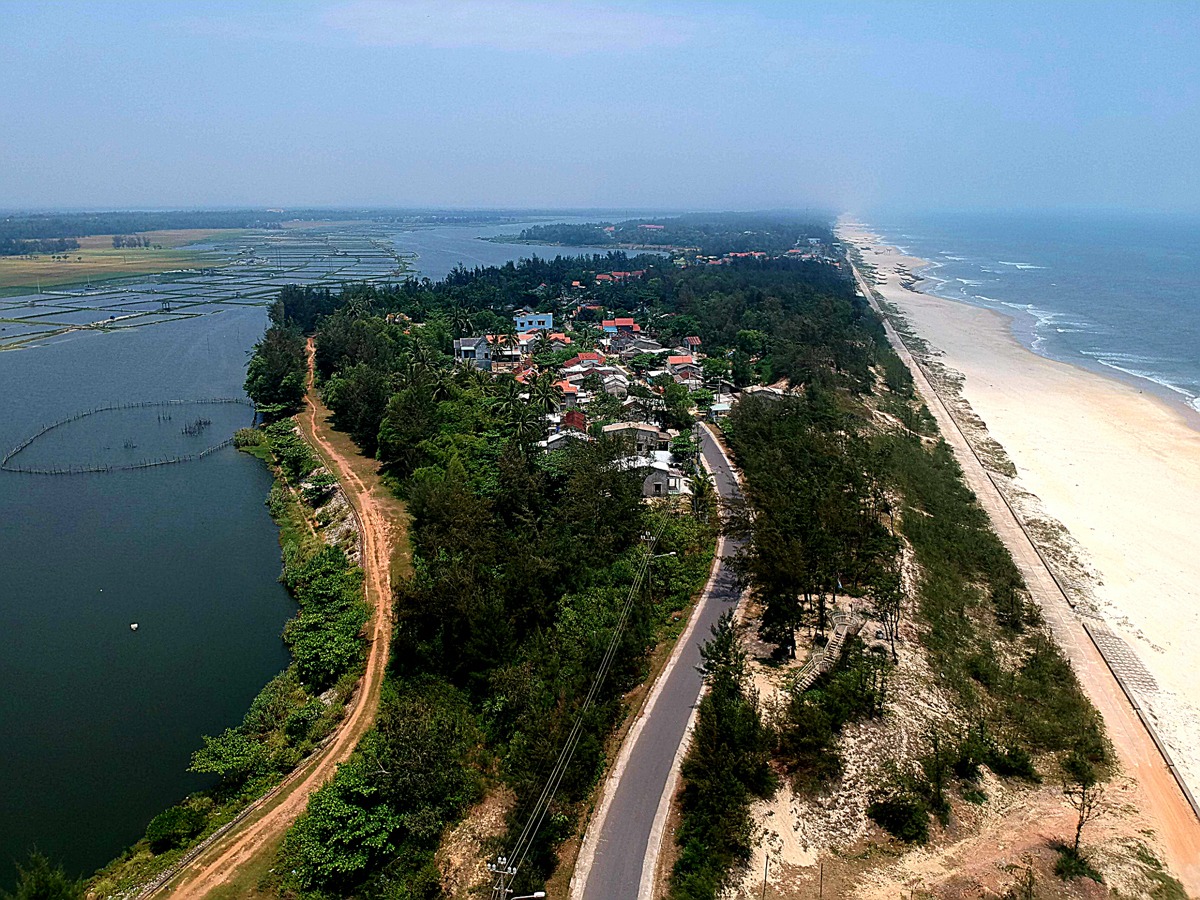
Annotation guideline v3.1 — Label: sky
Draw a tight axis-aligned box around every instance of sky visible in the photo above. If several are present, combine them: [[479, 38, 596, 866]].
[[2, 0, 1198, 215]]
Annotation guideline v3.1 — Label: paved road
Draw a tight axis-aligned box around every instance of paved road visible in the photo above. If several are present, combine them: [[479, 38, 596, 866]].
[[574, 425, 743, 900]]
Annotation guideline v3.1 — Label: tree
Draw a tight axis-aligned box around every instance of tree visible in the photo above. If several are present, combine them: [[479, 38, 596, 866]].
[[245, 325, 307, 416], [1, 852, 82, 900], [701, 356, 729, 388], [530, 372, 564, 415], [450, 305, 473, 338], [631, 353, 658, 374], [869, 555, 904, 662], [189, 728, 268, 782], [1061, 746, 1104, 855], [145, 805, 206, 853], [689, 469, 715, 522]]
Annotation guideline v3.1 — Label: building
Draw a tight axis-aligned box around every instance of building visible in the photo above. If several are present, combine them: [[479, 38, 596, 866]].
[[514, 312, 553, 331], [561, 409, 588, 432], [540, 429, 592, 451], [601, 317, 640, 334], [453, 336, 492, 370], [562, 352, 606, 369], [602, 421, 669, 453]]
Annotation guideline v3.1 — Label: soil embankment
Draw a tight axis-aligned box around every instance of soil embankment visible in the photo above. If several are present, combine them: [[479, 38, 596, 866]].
[[148, 339, 406, 900]]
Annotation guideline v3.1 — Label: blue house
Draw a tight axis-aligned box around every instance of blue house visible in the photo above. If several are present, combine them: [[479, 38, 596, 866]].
[[514, 312, 553, 332]]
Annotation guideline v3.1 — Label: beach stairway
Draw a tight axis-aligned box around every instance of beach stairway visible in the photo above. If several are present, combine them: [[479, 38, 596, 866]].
[[792, 609, 864, 694]]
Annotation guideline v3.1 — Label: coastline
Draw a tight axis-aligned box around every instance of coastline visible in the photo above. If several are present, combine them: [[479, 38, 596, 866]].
[[839, 221, 1200, 794]]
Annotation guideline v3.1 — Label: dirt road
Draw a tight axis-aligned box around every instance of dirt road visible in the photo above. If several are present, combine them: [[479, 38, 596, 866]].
[[850, 261, 1200, 892], [148, 339, 401, 900]]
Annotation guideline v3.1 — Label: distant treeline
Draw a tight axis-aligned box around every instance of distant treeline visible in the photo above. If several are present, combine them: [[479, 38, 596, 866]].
[[517, 213, 834, 255], [0, 210, 284, 244], [0, 236, 80, 256]]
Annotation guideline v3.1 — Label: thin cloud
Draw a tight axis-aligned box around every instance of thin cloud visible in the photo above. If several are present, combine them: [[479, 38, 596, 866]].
[[320, 1, 697, 54]]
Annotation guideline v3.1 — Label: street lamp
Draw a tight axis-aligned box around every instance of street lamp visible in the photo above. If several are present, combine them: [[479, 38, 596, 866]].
[[511, 894, 546, 899]]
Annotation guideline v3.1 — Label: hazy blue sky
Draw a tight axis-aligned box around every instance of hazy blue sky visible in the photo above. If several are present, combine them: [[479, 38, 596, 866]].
[[2, 1, 1197, 214]]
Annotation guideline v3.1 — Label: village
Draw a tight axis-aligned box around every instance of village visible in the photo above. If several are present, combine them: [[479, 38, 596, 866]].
[[449, 287, 789, 500]]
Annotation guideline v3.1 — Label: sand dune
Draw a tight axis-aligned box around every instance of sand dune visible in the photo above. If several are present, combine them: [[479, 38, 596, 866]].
[[840, 223, 1200, 790]]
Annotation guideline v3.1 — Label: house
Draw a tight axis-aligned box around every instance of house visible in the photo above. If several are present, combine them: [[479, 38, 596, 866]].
[[601, 318, 640, 334], [540, 429, 592, 451], [556, 380, 579, 409], [602, 376, 629, 399], [561, 409, 588, 432], [708, 401, 732, 421], [641, 460, 686, 497], [667, 355, 703, 379], [684, 336, 702, 350], [619, 450, 687, 497], [602, 421, 669, 453], [514, 312, 553, 331], [453, 336, 492, 370], [742, 384, 787, 402], [562, 352, 606, 369]]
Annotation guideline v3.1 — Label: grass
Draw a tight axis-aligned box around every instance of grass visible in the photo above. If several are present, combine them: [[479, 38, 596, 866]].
[[0, 229, 244, 296]]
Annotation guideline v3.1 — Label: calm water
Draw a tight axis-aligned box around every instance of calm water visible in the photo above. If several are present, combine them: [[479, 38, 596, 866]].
[[0, 217, 621, 887], [868, 212, 1200, 413], [0, 306, 294, 884], [391, 217, 631, 281]]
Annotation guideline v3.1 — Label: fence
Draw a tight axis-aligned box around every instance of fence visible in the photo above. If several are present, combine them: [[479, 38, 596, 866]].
[[2, 398, 253, 475]]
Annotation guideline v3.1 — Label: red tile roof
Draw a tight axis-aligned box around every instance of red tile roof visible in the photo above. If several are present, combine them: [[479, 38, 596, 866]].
[[668, 355, 695, 365]]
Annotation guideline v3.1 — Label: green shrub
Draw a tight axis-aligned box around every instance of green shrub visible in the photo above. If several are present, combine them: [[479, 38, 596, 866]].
[[1054, 845, 1103, 882], [233, 427, 265, 448], [867, 793, 929, 844], [144, 805, 206, 853]]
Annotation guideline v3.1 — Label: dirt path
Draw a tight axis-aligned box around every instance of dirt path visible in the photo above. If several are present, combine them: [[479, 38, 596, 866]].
[[850, 261, 1200, 893], [149, 339, 402, 900]]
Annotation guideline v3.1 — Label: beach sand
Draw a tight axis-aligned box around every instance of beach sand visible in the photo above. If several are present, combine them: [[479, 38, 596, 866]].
[[838, 223, 1200, 791]]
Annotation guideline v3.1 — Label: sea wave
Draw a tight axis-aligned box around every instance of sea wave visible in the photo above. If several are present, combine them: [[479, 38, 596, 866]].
[[1078, 351, 1199, 403], [998, 261, 1046, 270], [956, 278, 984, 286]]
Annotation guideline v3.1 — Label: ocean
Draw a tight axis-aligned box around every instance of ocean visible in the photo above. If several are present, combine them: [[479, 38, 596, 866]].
[[866, 212, 1200, 414]]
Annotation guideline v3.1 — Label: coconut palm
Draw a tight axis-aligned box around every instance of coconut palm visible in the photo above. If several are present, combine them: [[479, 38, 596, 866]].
[[493, 377, 524, 420], [533, 328, 553, 357], [511, 405, 546, 452], [450, 305, 473, 339], [530, 372, 564, 414], [690, 469, 715, 521]]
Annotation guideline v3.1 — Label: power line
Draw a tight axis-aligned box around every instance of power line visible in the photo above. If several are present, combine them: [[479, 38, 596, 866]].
[[489, 506, 677, 899]]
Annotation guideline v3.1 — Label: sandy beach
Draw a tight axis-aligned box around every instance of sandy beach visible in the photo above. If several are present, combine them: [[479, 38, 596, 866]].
[[839, 222, 1200, 793]]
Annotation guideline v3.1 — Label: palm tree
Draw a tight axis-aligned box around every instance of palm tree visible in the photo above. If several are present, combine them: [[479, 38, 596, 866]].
[[530, 372, 564, 415], [493, 377, 524, 420], [690, 469, 715, 521], [511, 405, 546, 452], [431, 370, 455, 403], [499, 328, 520, 366], [573, 322, 598, 350], [533, 328, 553, 357], [450, 305, 473, 339]]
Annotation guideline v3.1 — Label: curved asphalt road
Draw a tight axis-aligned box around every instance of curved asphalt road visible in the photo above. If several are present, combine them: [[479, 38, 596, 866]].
[[576, 425, 743, 900]]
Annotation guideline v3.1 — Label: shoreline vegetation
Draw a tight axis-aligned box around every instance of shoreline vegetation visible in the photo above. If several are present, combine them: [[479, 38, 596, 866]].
[[11, 213, 1192, 900], [843, 223, 1200, 801], [87, 420, 367, 899]]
